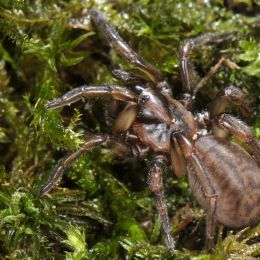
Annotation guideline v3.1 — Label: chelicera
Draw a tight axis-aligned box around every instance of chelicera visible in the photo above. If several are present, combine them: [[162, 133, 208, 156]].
[[40, 9, 260, 250]]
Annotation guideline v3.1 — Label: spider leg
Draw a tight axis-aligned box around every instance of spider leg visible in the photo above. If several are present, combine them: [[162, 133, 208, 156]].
[[194, 58, 238, 94], [40, 134, 131, 196], [179, 33, 233, 107], [208, 85, 252, 139], [216, 113, 260, 165], [90, 9, 163, 85], [46, 85, 136, 109], [174, 133, 218, 249], [112, 69, 147, 85], [209, 85, 251, 118], [148, 155, 175, 250]]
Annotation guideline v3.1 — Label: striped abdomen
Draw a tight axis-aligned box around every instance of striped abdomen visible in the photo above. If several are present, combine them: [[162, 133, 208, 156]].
[[189, 135, 260, 228]]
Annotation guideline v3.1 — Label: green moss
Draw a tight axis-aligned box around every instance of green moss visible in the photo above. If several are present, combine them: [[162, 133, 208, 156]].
[[0, 0, 259, 259]]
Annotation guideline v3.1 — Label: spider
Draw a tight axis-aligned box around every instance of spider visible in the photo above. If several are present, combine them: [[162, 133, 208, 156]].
[[40, 9, 260, 250]]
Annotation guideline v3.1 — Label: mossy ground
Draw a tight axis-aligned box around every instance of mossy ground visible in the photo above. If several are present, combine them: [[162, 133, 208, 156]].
[[0, 0, 259, 259]]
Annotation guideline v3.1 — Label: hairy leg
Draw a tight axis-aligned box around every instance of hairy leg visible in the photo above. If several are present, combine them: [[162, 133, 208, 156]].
[[148, 155, 175, 250], [216, 113, 260, 165], [209, 85, 251, 118], [90, 9, 163, 84], [112, 69, 147, 85], [90, 9, 172, 96], [179, 32, 232, 94], [174, 133, 218, 249], [194, 58, 238, 94], [46, 85, 137, 109], [40, 134, 131, 196], [208, 85, 252, 138]]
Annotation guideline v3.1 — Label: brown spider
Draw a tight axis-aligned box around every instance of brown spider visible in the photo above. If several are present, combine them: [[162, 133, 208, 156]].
[[40, 9, 260, 250]]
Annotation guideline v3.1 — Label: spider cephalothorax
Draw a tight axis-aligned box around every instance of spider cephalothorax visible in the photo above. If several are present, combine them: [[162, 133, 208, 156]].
[[40, 9, 260, 250]]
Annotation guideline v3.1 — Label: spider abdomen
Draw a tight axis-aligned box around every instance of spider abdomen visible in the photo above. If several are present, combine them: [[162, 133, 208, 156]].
[[189, 135, 260, 228]]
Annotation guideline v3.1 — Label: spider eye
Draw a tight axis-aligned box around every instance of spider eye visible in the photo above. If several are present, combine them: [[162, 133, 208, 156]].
[[140, 94, 150, 104], [134, 85, 145, 94]]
